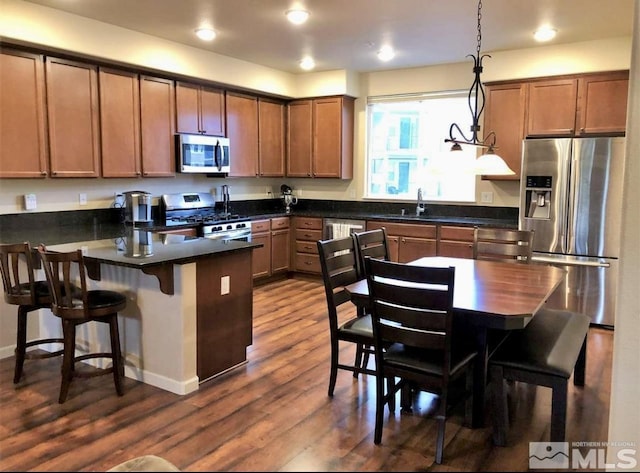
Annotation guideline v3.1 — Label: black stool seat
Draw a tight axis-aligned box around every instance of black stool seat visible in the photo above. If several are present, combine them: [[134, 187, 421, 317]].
[[0, 242, 64, 384], [38, 246, 126, 403]]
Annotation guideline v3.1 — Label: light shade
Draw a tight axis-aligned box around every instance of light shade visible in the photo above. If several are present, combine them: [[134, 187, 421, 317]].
[[286, 9, 309, 25], [299, 56, 315, 70], [377, 45, 395, 62], [534, 26, 557, 42], [195, 28, 216, 41], [473, 151, 516, 175]]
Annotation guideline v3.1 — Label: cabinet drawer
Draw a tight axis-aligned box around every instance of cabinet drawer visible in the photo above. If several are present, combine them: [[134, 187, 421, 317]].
[[296, 240, 319, 254], [271, 216, 290, 229], [295, 217, 323, 231], [368, 221, 437, 239], [439, 225, 474, 242], [295, 253, 320, 273], [439, 240, 474, 259], [252, 219, 270, 233], [295, 228, 323, 242]]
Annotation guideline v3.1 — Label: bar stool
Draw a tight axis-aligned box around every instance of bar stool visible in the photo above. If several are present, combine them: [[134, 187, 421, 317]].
[[37, 245, 126, 403], [0, 242, 64, 383]]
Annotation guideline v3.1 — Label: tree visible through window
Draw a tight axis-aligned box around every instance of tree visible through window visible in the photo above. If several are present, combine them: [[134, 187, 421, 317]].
[[366, 92, 476, 202]]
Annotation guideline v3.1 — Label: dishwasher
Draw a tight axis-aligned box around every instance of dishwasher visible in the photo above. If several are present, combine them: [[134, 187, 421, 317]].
[[323, 218, 366, 239]]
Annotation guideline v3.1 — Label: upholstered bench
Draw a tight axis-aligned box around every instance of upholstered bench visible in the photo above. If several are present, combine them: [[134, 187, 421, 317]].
[[489, 308, 590, 446]]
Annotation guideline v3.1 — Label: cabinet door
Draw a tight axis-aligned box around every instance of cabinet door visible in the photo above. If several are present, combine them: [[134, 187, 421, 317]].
[[577, 71, 629, 135], [140, 76, 176, 177], [46, 57, 100, 177], [252, 231, 271, 279], [0, 49, 47, 178], [313, 97, 343, 178], [227, 92, 258, 177], [526, 78, 578, 137], [271, 228, 290, 273], [175, 81, 201, 134], [398, 237, 437, 263], [437, 225, 474, 258], [99, 68, 141, 177], [258, 98, 285, 177], [287, 100, 313, 177], [199, 86, 226, 136], [483, 83, 526, 180]]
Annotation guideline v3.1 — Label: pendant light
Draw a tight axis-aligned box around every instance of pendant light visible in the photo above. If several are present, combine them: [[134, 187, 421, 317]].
[[444, 0, 515, 176]]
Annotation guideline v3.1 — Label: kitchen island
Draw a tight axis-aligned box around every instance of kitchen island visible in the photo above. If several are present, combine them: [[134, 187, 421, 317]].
[[10, 227, 261, 395]]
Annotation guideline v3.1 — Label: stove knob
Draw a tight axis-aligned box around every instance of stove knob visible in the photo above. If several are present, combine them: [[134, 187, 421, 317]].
[[238, 223, 245, 228], [227, 224, 233, 230]]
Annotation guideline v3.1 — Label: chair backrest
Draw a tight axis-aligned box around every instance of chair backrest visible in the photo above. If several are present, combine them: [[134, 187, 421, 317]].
[[473, 227, 534, 263], [365, 257, 456, 381], [317, 236, 362, 329], [0, 242, 40, 306], [353, 228, 390, 278], [37, 246, 89, 320]]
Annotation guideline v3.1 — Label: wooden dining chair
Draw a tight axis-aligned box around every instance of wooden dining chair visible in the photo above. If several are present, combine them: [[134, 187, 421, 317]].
[[37, 245, 126, 403], [365, 257, 477, 464], [317, 236, 376, 397], [353, 227, 390, 278], [0, 242, 64, 383], [473, 227, 534, 263]]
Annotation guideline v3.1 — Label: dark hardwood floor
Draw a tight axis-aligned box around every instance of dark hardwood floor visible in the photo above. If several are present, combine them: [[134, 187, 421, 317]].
[[0, 276, 613, 471]]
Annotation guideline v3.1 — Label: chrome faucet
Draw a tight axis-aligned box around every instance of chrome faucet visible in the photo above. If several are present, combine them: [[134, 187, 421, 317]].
[[416, 188, 425, 216]]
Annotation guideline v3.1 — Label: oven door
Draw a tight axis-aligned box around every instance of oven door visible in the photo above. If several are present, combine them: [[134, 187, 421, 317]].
[[204, 229, 252, 242]]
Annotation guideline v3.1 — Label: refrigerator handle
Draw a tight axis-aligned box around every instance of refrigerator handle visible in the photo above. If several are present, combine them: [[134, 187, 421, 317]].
[[532, 255, 611, 268]]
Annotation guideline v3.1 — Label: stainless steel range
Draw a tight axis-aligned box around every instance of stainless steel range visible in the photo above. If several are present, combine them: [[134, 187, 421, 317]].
[[161, 192, 251, 241]]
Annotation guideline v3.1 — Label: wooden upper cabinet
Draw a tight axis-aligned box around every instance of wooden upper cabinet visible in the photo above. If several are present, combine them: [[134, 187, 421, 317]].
[[287, 99, 313, 177], [140, 76, 176, 177], [576, 71, 629, 135], [258, 98, 285, 177], [287, 96, 354, 179], [526, 78, 579, 137], [0, 49, 48, 178], [226, 92, 258, 177], [175, 82, 225, 136], [482, 82, 526, 180], [99, 67, 141, 178], [46, 57, 100, 178]]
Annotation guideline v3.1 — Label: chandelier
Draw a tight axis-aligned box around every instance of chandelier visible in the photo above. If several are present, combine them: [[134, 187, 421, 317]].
[[444, 0, 515, 175]]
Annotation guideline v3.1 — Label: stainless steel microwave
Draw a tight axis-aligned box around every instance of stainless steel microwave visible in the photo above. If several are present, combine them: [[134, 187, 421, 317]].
[[176, 134, 230, 174]]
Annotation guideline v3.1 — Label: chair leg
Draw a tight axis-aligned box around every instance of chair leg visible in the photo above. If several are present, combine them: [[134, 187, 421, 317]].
[[108, 314, 124, 396], [374, 372, 385, 444], [491, 364, 509, 446], [59, 320, 76, 403], [435, 416, 446, 464], [550, 379, 568, 442], [573, 335, 587, 387], [328, 338, 339, 397], [13, 306, 28, 383], [353, 344, 364, 379]]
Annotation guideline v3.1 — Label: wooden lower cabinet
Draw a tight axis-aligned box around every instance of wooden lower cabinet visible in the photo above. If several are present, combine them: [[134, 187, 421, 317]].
[[158, 227, 198, 237], [438, 225, 474, 258], [293, 216, 323, 274], [367, 221, 436, 263], [252, 217, 290, 279]]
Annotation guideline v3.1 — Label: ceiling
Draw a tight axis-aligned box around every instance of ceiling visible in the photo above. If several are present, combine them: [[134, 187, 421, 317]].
[[24, 0, 635, 74]]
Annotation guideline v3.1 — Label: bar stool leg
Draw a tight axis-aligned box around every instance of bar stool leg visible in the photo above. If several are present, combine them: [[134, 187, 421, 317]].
[[14, 306, 28, 383], [109, 315, 124, 396], [59, 320, 77, 404]]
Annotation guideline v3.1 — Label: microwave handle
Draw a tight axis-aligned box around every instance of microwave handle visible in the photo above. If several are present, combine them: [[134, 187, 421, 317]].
[[214, 140, 222, 171]]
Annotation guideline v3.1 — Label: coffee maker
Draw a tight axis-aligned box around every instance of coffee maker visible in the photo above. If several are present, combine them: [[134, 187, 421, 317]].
[[123, 191, 153, 225], [281, 184, 298, 214]]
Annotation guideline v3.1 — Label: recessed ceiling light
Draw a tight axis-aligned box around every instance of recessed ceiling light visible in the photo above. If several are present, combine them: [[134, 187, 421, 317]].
[[286, 9, 310, 25], [195, 28, 216, 41], [534, 26, 557, 42], [377, 45, 395, 62], [299, 56, 315, 71]]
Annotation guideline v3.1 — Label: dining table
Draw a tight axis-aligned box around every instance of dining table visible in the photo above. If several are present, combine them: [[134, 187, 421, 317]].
[[345, 256, 567, 428]]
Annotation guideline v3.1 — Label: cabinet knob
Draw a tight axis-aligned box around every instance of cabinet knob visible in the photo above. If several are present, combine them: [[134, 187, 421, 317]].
[[41, 171, 47, 176]]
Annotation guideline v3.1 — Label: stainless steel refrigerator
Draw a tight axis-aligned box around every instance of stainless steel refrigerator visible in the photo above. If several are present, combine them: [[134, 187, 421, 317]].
[[519, 137, 625, 327]]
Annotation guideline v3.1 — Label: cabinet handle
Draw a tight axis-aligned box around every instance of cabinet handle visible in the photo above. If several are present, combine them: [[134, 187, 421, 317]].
[[41, 171, 47, 176]]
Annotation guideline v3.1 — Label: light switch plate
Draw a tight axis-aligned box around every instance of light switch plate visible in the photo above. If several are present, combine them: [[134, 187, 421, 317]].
[[480, 191, 494, 204], [221, 275, 230, 295], [24, 194, 37, 210]]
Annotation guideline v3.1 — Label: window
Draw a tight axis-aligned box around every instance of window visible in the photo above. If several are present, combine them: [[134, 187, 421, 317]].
[[366, 92, 476, 202]]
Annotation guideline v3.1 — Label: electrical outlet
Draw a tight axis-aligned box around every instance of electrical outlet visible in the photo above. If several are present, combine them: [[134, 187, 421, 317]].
[[480, 191, 494, 204], [266, 186, 272, 196], [349, 189, 356, 198], [221, 275, 230, 295], [297, 189, 303, 197], [24, 194, 37, 210], [79, 193, 88, 205]]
